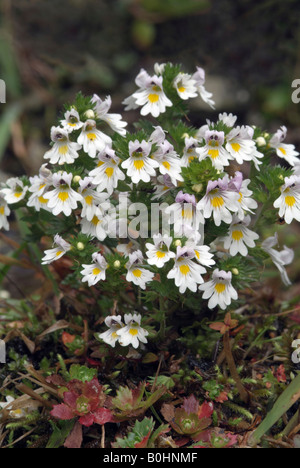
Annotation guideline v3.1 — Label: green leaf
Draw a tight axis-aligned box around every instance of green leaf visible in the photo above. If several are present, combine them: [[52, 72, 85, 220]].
[[46, 419, 76, 449], [249, 372, 300, 445], [68, 364, 97, 382]]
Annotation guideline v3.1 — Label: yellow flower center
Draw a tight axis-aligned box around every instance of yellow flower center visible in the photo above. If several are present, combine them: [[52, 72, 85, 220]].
[[179, 264, 190, 275], [208, 149, 219, 159], [211, 195, 224, 208], [38, 196, 48, 204], [59, 145, 68, 155], [148, 93, 159, 103], [231, 142, 241, 152], [85, 195, 93, 205], [133, 160, 145, 170], [156, 251, 166, 258], [87, 132, 96, 141], [279, 147, 286, 155], [231, 229, 243, 241], [285, 195, 296, 207], [162, 161, 171, 170], [215, 283, 226, 294], [129, 328, 138, 336], [132, 268, 142, 278], [58, 191, 69, 202], [92, 267, 101, 275], [105, 167, 114, 178]]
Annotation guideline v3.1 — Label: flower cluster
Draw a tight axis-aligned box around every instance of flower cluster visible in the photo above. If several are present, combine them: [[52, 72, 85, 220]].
[[1, 62, 299, 350]]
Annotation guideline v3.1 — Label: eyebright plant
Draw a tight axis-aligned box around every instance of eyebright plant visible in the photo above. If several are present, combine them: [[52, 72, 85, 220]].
[[1, 62, 299, 349]]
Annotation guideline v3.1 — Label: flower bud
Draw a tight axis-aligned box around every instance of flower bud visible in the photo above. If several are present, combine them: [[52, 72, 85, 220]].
[[85, 109, 95, 119], [232, 268, 239, 276], [73, 175, 82, 183], [77, 242, 85, 251], [255, 136, 266, 147], [192, 183, 203, 193], [113, 260, 121, 268], [174, 239, 182, 247]]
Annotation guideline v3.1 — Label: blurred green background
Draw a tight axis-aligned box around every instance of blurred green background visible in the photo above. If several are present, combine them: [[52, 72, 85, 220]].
[[0, 0, 300, 177]]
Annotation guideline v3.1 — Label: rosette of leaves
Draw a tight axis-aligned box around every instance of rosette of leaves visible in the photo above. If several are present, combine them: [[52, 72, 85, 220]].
[[111, 382, 166, 421], [161, 395, 213, 439]]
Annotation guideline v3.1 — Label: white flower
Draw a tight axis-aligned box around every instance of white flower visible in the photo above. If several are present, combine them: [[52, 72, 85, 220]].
[[167, 246, 206, 293], [116, 313, 149, 349], [81, 252, 108, 286], [91, 94, 127, 136], [192, 66, 215, 109], [261, 233, 294, 286], [218, 112, 237, 128], [98, 315, 124, 348], [41, 234, 71, 265], [89, 146, 125, 195], [0, 194, 10, 231], [173, 72, 197, 100], [0, 396, 28, 419], [43, 126, 81, 165], [1, 177, 28, 204], [152, 139, 183, 185], [197, 177, 240, 226], [43, 172, 82, 216], [197, 130, 232, 170], [27, 165, 53, 212], [145, 233, 175, 268], [80, 208, 109, 241], [78, 176, 109, 221], [184, 226, 215, 267], [199, 269, 238, 310], [152, 174, 175, 200], [234, 176, 258, 220], [165, 191, 204, 236], [125, 250, 154, 289], [221, 215, 259, 256], [60, 109, 84, 133], [77, 119, 112, 158], [225, 126, 264, 170], [181, 137, 200, 167], [269, 126, 299, 166], [273, 175, 300, 224], [121, 139, 159, 184], [125, 70, 172, 118]]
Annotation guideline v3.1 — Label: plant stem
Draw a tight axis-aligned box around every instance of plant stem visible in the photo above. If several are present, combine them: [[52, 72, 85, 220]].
[[158, 296, 166, 341], [223, 331, 249, 404]]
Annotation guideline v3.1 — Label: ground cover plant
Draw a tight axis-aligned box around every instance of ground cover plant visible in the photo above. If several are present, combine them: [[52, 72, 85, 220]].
[[1, 63, 300, 448]]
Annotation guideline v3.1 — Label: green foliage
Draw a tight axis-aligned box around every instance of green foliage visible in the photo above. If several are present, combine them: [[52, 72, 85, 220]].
[[112, 416, 168, 448], [68, 364, 97, 382]]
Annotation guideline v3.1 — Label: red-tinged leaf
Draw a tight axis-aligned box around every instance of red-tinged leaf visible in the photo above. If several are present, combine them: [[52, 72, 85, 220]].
[[51, 403, 74, 420], [182, 395, 199, 414], [215, 391, 228, 403], [62, 332, 75, 345], [63, 391, 78, 410], [46, 374, 66, 387], [78, 413, 95, 427], [192, 429, 211, 443], [161, 403, 175, 422], [87, 357, 102, 366], [92, 407, 113, 425], [175, 437, 190, 447], [198, 401, 214, 419], [64, 421, 83, 449], [134, 428, 152, 448]]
